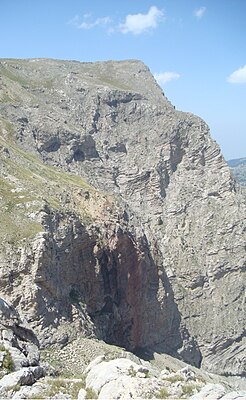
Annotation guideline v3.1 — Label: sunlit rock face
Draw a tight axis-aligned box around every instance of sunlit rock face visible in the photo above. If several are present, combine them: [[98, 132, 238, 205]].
[[0, 58, 245, 376]]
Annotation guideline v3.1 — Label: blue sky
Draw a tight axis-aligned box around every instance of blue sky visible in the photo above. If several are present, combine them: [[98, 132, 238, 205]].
[[0, 0, 245, 160]]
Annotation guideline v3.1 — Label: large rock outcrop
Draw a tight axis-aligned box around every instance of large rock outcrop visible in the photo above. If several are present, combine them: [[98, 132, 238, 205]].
[[0, 58, 245, 377]]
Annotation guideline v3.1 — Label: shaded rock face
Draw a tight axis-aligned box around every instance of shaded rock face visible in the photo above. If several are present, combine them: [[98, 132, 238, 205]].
[[0, 297, 40, 371], [1, 210, 182, 354], [0, 58, 245, 376]]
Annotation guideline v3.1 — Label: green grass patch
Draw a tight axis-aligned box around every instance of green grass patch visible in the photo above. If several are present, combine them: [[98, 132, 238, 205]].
[[182, 383, 201, 398], [155, 387, 169, 399], [0, 108, 100, 246], [42, 78, 54, 89], [0, 64, 31, 87], [164, 374, 184, 383], [0, 93, 13, 103], [30, 378, 86, 399], [128, 365, 137, 377], [86, 387, 98, 399], [0, 117, 15, 137], [0, 177, 42, 244], [97, 75, 131, 91], [9, 384, 21, 393], [0, 345, 14, 372]]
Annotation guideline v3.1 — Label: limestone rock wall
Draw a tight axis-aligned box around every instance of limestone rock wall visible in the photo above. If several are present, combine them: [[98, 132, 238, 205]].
[[0, 58, 245, 376]]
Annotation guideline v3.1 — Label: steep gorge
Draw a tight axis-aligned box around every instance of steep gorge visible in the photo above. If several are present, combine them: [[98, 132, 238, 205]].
[[0, 58, 245, 377]]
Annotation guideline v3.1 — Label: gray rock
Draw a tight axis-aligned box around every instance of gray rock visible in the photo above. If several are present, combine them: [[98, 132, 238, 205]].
[[0, 58, 245, 377], [98, 375, 148, 400], [84, 354, 106, 375], [0, 366, 44, 391], [0, 351, 5, 368], [77, 388, 87, 400], [86, 358, 142, 394], [0, 298, 40, 371], [179, 365, 197, 381], [221, 391, 246, 400], [190, 383, 226, 399]]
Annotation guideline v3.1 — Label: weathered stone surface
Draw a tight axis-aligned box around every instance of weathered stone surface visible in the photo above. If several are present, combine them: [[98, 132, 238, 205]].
[[82, 355, 246, 400], [0, 298, 40, 372], [77, 388, 87, 400], [190, 383, 226, 399], [221, 391, 246, 400], [86, 358, 146, 394], [84, 354, 105, 375], [0, 58, 245, 377], [0, 366, 44, 391], [98, 375, 150, 400]]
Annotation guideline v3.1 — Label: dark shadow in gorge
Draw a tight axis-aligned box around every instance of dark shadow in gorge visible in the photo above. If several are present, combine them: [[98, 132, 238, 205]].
[[90, 229, 202, 368]]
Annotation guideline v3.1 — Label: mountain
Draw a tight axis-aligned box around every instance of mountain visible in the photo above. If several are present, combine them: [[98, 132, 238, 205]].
[[0, 58, 245, 389], [228, 157, 246, 186]]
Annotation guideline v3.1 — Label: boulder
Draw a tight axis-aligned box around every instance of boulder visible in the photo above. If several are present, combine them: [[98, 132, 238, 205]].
[[0, 366, 44, 391], [191, 383, 226, 399], [86, 358, 144, 394]]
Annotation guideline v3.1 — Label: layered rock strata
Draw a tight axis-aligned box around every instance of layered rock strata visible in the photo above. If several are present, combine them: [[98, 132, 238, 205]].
[[0, 58, 245, 377]]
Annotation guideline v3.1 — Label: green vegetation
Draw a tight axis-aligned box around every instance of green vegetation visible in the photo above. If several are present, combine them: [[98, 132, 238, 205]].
[[0, 117, 15, 136], [164, 374, 184, 383], [9, 384, 21, 393], [0, 344, 15, 372], [40, 347, 88, 378], [86, 387, 98, 399], [128, 365, 137, 377], [2, 350, 14, 372], [0, 176, 42, 244], [0, 121, 96, 246], [0, 64, 31, 87], [182, 383, 201, 397], [0, 93, 13, 103], [40, 348, 68, 377], [30, 378, 86, 399], [42, 78, 54, 89], [97, 75, 130, 91], [155, 387, 169, 399]]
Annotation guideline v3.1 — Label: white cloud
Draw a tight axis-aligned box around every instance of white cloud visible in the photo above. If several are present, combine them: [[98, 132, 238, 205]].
[[193, 6, 206, 19], [79, 16, 111, 29], [68, 14, 111, 30], [154, 72, 180, 85], [119, 6, 164, 35], [227, 65, 246, 83]]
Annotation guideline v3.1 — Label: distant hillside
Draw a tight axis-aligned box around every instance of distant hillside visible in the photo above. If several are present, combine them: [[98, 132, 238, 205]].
[[228, 157, 246, 186]]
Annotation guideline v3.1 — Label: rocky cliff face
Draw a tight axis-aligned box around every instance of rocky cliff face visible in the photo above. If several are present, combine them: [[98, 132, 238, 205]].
[[0, 58, 245, 377]]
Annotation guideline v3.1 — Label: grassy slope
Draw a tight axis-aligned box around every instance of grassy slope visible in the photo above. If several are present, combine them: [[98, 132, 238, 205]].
[[0, 117, 95, 247], [0, 60, 99, 247], [0, 58, 161, 247]]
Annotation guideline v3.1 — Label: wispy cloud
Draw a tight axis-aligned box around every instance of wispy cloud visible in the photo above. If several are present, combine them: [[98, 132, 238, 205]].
[[193, 6, 206, 19], [119, 6, 164, 35], [68, 14, 111, 30], [227, 65, 246, 83], [154, 71, 180, 85]]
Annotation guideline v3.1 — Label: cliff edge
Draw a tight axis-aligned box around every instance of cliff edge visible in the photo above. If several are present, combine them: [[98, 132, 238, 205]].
[[0, 58, 245, 377]]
